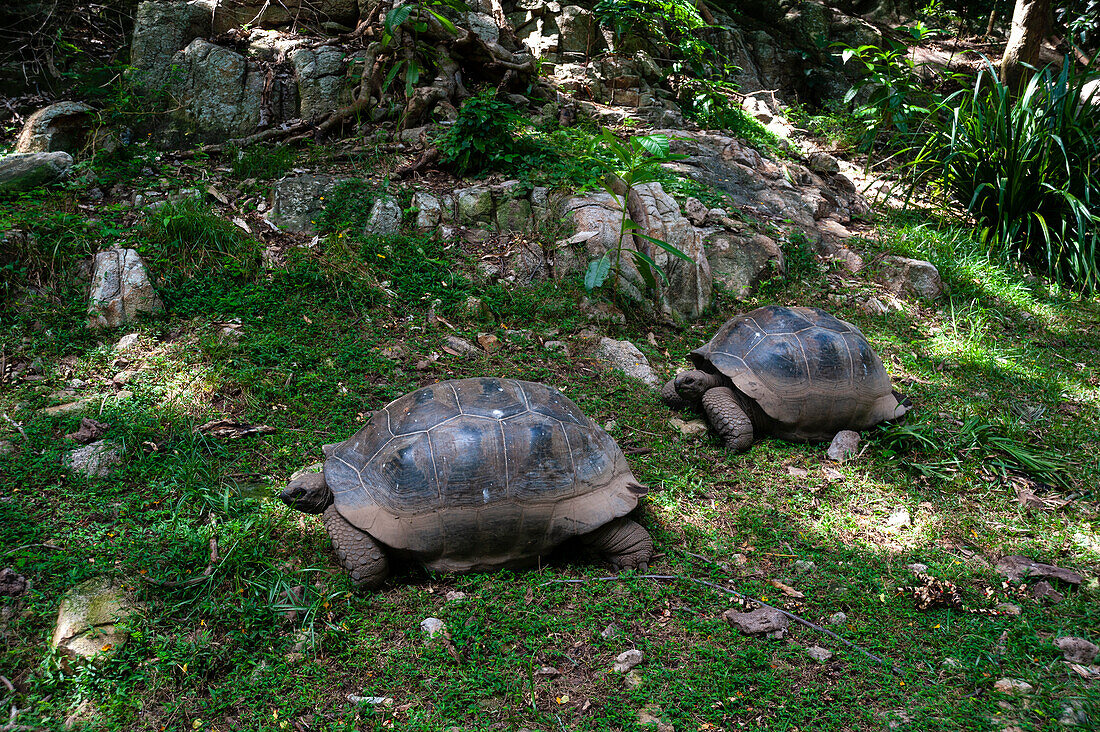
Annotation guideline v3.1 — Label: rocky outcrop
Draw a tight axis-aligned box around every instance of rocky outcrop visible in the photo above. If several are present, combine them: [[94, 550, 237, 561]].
[[87, 248, 164, 329], [14, 102, 95, 155], [211, 0, 359, 34], [130, 0, 213, 90], [0, 152, 73, 192], [266, 175, 353, 232], [289, 45, 354, 120], [168, 39, 265, 139]]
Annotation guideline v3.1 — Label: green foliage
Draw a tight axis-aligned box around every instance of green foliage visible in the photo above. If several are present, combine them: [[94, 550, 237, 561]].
[[836, 23, 940, 151], [583, 131, 693, 295], [912, 64, 1100, 291], [314, 180, 384, 233], [594, 0, 712, 66], [227, 144, 297, 180], [136, 196, 262, 293], [438, 91, 544, 177], [676, 79, 783, 153]]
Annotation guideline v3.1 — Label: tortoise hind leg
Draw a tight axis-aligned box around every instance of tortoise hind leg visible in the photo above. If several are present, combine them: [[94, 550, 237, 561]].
[[582, 518, 653, 572], [323, 505, 389, 589], [702, 387, 754, 452]]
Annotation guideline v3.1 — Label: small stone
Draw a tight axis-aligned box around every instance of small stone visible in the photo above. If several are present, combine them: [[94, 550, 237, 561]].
[[995, 603, 1022, 616], [0, 440, 12, 456], [1030, 580, 1065, 603], [115, 333, 140, 351], [907, 563, 929, 574], [731, 553, 749, 567], [444, 335, 480, 356], [603, 420, 617, 432], [543, 340, 569, 356], [637, 704, 674, 732], [535, 665, 560, 678], [793, 560, 816, 574], [476, 333, 501, 353], [995, 555, 1083, 585], [1054, 637, 1099, 665], [594, 338, 660, 388], [669, 417, 708, 437], [458, 296, 490, 320], [600, 623, 621, 639], [807, 152, 840, 175], [284, 652, 306, 665], [827, 612, 847, 626], [623, 670, 644, 688], [42, 398, 94, 416], [380, 344, 408, 360], [992, 678, 1034, 696], [112, 370, 135, 385], [51, 576, 141, 659], [826, 430, 860, 462], [420, 617, 446, 638], [886, 509, 911, 529], [65, 440, 123, 478], [723, 606, 788, 639], [444, 590, 467, 602], [1059, 700, 1088, 726], [613, 648, 643, 673], [0, 568, 29, 597], [804, 645, 833, 662], [941, 657, 963, 670]]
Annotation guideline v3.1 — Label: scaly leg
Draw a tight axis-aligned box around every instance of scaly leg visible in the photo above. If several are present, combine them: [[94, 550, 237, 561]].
[[323, 505, 390, 589], [702, 386, 754, 452], [582, 517, 653, 572], [661, 377, 687, 409]]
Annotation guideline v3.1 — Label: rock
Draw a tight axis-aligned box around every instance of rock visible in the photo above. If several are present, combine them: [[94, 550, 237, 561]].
[[543, 340, 569, 357], [457, 296, 490, 320], [804, 645, 833, 662], [1054, 637, 1098, 665], [87, 248, 163, 329], [42, 398, 95, 417], [445, 335, 480, 356], [558, 5, 601, 55], [116, 333, 141, 351], [793, 560, 816, 574], [65, 418, 109, 444], [266, 175, 351, 232], [51, 576, 141, 659], [535, 665, 561, 678], [941, 657, 963, 669], [806, 152, 840, 175], [880, 256, 943, 300], [623, 669, 644, 688], [683, 197, 709, 226], [827, 612, 847, 625], [995, 555, 1083, 585], [284, 651, 306, 665], [723, 606, 788, 639], [130, 0, 212, 91], [907, 563, 929, 574], [637, 704, 674, 732], [826, 430, 860, 462], [885, 508, 911, 529], [65, 440, 123, 477], [0, 440, 13, 456], [456, 186, 494, 223], [167, 39, 263, 139], [613, 648, 643, 673], [594, 338, 660, 388], [420, 617, 446, 638], [15, 102, 95, 155], [289, 45, 350, 119], [1028, 579, 1065, 603], [413, 191, 445, 230], [704, 230, 783, 300], [995, 603, 1022, 616], [0, 151, 73, 192], [669, 417, 708, 437], [1059, 700, 1089, 726], [600, 623, 620, 639], [211, 0, 358, 32], [992, 678, 1034, 696], [365, 195, 402, 236], [0, 568, 28, 597]]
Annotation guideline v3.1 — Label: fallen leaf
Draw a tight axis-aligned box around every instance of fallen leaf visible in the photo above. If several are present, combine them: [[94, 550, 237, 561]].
[[65, 417, 108, 444], [477, 333, 501, 353], [206, 185, 229, 205], [232, 217, 252, 233], [767, 579, 804, 599], [822, 465, 843, 482]]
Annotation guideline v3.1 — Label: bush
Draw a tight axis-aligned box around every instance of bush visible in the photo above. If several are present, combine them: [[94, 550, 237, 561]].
[[913, 64, 1100, 291], [438, 91, 543, 176]]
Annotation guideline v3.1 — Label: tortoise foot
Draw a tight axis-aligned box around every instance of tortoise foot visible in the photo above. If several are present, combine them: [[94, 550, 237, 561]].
[[702, 386, 754, 452], [583, 517, 653, 571], [323, 505, 390, 589]]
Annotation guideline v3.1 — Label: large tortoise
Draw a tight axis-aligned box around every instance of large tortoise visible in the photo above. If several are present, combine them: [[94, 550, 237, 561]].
[[281, 378, 653, 588], [663, 306, 908, 451]]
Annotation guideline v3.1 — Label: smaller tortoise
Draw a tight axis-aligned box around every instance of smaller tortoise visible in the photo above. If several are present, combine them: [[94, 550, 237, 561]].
[[663, 306, 908, 451], [281, 378, 653, 588]]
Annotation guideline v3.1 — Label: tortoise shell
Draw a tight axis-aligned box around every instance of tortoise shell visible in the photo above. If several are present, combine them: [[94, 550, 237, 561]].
[[690, 306, 907, 441], [323, 378, 642, 572]]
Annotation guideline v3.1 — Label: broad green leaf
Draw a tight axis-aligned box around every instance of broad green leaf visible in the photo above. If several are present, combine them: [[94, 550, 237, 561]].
[[635, 233, 694, 263], [629, 249, 667, 286], [384, 4, 414, 34], [584, 255, 611, 291]]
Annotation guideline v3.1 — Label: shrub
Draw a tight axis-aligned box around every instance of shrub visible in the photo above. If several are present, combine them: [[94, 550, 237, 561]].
[[438, 91, 543, 176], [912, 64, 1100, 291]]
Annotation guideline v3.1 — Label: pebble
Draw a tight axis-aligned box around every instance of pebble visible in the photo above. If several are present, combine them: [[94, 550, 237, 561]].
[[942, 657, 963, 669], [826, 430, 860, 462], [0, 439, 12, 456], [669, 417, 708, 437], [637, 704, 673, 732], [793, 560, 816, 574], [444, 590, 467, 602], [827, 612, 847, 625], [907, 563, 929, 574], [804, 645, 833, 662], [1059, 701, 1088, 726], [723, 607, 788, 639], [444, 335, 480, 356], [886, 508, 911, 529], [600, 623, 620, 640], [623, 670, 644, 688], [420, 617, 446, 638], [115, 333, 140, 351], [992, 678, 1034, 696], [613, 649, 643, 673], [995, 603, 1021, 616], [535, 666, 560, 678], [543, 340, 569, 356], [1054, 637, 1099, 665]]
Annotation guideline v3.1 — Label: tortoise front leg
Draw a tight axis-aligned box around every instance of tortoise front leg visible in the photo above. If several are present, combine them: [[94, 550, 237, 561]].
[[702, 386, 754, 452], [661, 377, 687, 410], [323, 505, 390, 589], [582, 517, 653, 572]]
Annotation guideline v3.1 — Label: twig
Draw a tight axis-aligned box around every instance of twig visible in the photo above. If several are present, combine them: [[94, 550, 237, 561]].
[[542, 573, 900, 673], [0, 677, 12, 693], [3, 543, 62, 556]]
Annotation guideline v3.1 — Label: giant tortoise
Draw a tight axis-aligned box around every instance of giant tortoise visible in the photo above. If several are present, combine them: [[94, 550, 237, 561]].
[[663, 306, 908, 451], [281, 378, 653, 588]]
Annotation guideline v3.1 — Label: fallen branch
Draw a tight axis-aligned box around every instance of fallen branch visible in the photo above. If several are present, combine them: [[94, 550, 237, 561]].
[[542, 573, 900, 673]]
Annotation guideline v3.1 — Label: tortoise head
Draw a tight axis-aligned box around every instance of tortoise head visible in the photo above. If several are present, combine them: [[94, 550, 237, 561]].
[[674, 369, 721, 401], [280, 472, 333, 514]]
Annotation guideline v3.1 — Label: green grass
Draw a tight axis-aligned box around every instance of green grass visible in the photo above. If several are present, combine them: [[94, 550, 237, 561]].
[[1, 172, 1099, 732]]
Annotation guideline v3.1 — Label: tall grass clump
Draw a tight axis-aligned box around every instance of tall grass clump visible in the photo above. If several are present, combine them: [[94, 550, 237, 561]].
[[913, 63, 1100, 291]]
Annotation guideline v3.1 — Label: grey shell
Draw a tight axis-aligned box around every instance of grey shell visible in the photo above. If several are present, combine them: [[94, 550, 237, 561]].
[[691, 306, 908, 441], [323, 378, 642, 572]]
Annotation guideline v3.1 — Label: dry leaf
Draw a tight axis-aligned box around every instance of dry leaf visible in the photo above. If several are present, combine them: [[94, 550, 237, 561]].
[[767, 579, 805, 599], [786, 466, 808, 478], [477, 333, 501, 353], [1068, 663, 1100, 680], [231, 217, 252, 233], [206, 185, 229, 205], [822, 465, 843, 482], [197, 419, 276, 439]]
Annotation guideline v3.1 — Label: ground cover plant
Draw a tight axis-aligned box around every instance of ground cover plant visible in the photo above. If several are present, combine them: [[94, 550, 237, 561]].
[[1, 162, 1098, 729]]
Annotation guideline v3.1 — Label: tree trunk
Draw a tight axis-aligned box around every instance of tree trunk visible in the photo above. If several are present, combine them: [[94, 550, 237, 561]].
[[1000, 0, 1051, 91]]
